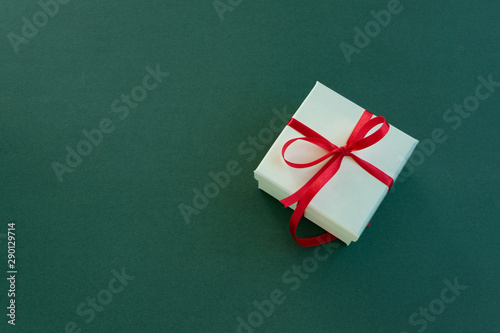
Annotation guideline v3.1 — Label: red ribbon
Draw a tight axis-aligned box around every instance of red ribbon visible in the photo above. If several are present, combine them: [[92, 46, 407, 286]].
[[280, 110, 394, 247]]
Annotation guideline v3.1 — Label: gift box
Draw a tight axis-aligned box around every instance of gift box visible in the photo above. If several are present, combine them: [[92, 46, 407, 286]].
[[254, 82, 418, 246]]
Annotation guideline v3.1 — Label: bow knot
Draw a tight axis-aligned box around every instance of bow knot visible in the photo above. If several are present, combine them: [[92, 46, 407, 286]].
[[338, 146, 351, 157]]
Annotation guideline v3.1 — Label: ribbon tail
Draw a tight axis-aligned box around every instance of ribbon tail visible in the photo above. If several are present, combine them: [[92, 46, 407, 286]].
[[286, 157, 344, 246], [281, 155, 341, 207], [289, 200, 337, 247]]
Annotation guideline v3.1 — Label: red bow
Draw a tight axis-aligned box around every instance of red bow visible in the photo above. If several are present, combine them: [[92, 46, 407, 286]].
[[280, 110, 394, 247]]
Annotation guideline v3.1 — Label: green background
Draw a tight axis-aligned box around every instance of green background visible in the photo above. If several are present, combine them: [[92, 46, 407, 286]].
[[1, 0, 499, 332]]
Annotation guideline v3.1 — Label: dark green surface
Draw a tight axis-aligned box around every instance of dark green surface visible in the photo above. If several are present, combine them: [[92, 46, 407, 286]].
[[1, 1, 499, 332]]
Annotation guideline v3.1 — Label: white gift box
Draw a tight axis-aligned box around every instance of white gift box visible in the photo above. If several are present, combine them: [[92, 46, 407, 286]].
[[254, 82, 418, 245]]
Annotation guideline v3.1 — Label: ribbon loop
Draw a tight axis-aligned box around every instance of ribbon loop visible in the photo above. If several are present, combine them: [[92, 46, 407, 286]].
[[280, 110, 393, 247], [347, 116, 389, 151], [282, 137, 338, 169]]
